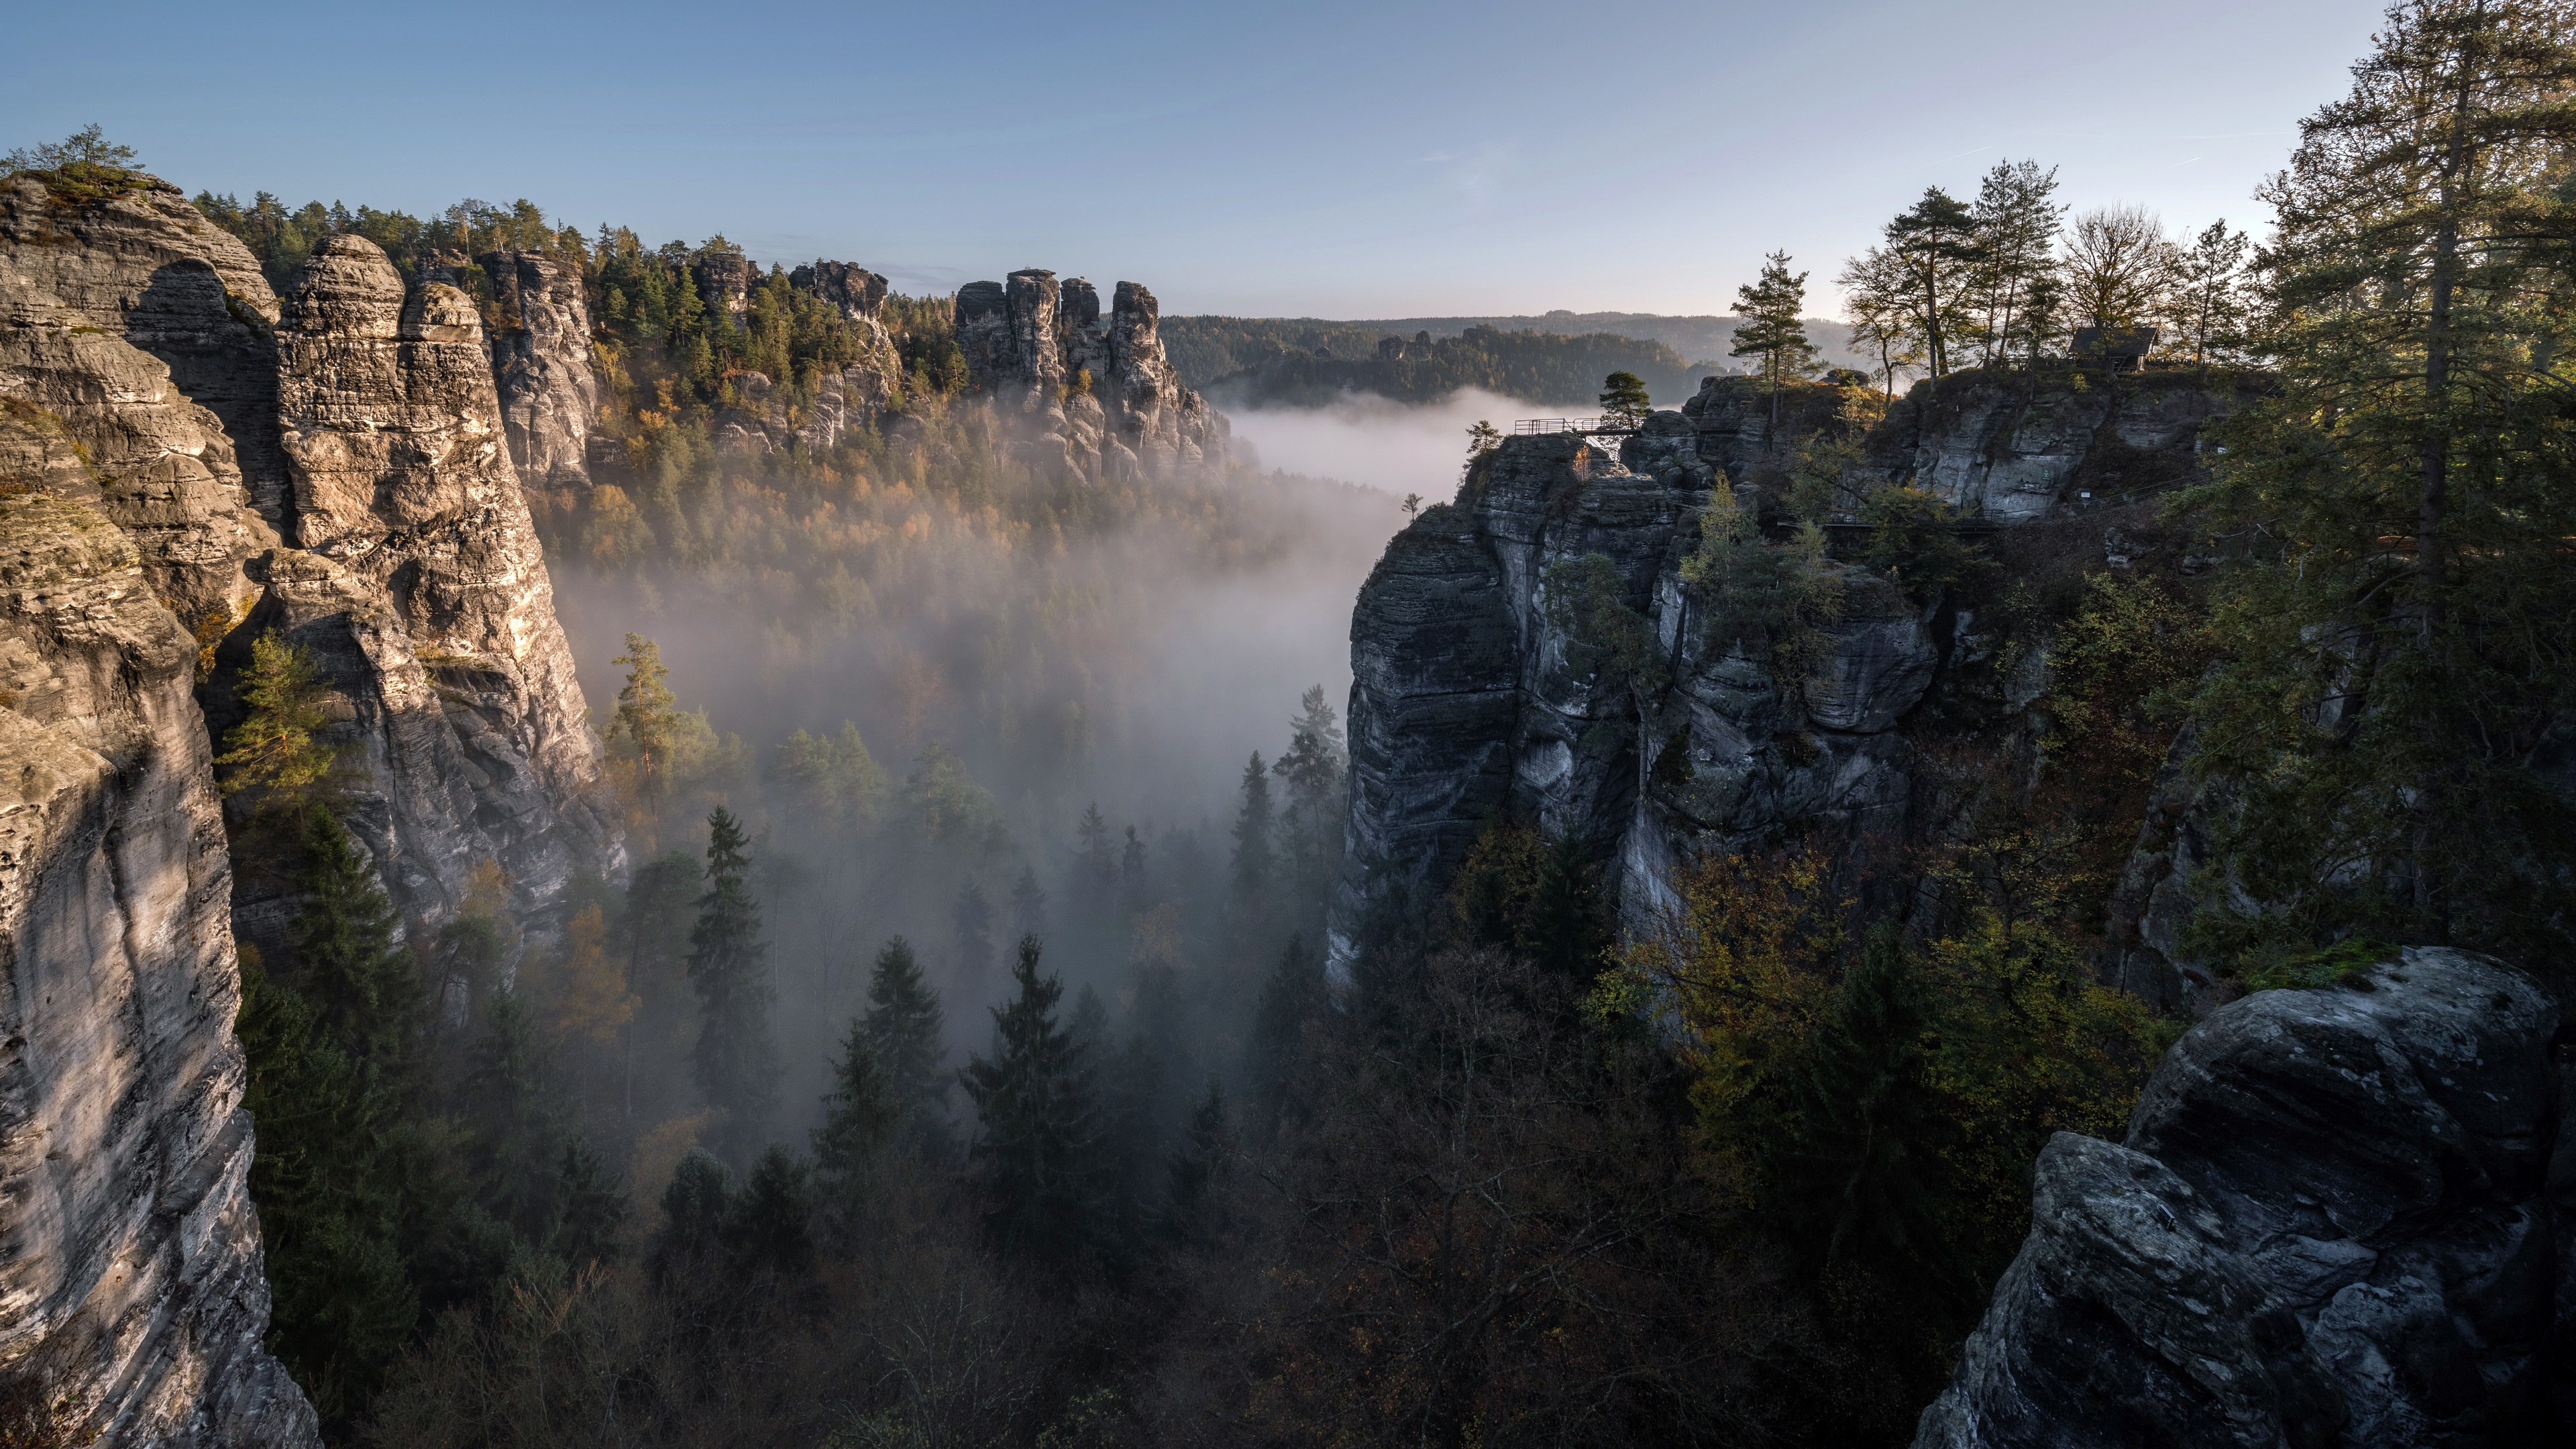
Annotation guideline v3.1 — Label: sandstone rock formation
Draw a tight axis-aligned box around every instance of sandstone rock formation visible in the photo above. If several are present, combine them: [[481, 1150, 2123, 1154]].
[[1913, 948, 2567, 1448], [692, 248, 754, 321], [0, 172, 620, 1440], [953, 269, 1228, 482], [264, 233, 614, 924], [480, 249, 596, 491], [786, 260, 904, 449], [0, 466, 315, 1442], [1678, 368, 2261, 525], [1330, 428, 1935, 980]]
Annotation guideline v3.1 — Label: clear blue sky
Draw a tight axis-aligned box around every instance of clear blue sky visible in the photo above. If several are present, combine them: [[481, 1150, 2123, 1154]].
[[3, 1, 2383, 318]]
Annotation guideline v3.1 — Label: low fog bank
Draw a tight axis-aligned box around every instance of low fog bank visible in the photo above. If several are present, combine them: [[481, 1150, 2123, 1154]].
[[1222, 386, 1525, 498]]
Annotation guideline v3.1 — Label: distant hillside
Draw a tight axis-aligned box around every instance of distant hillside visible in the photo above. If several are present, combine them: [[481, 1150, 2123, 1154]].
[[1186, 323, 1728, 410], [1164, 311, 1867, 403]]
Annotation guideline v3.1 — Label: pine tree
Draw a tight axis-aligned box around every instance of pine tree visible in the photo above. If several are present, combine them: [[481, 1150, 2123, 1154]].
[[651, 1148, 733, 1291], [610, 634, 679, 846], [961, 936, 1104, 1266], [1162, 1078, 1230, 1238], [1597, 370, 1652, 428], [1884, 188, 1981, 378], [1010, 864, 1049, 941], [2187, 0, 2576, 959], [812, 1017, 898, 1224], [2172, 219, 2253, 370], [551, 1136, 628, 1269], [863, 936, 951, 1150], [1966, 159, 2065, 366], [1766, 925, 1955, 1306], [1075, 802, 1115, 889], [688, 807, 777, 1161], [460, 985, 561, 1242], [1120, 826, 1148, 909], [1837, 245, 1927, 405], [725, 1145, 816, 1282], [215, 631, 337, 804], [1271, 684, 1348, 922], [1230, 753, 1274, 906], [1248, 935, 1326, 1134], [1729, 251, 1821, 432], [291, 810, 421, 1073]]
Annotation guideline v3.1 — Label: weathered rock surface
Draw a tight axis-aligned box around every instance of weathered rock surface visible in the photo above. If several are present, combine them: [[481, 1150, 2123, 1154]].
[[1914, 947, 2567, 1448], [692, 248, 754, 321], [0, 484, 316, 1445], [0, 176, 621, 1439], [786, 260, 905, 449], [480, 249, 596, 491], [1677, 368, 2261, 524], [953, 270, 1228, 482], [1330, 428, 1935, 978], [0, 174, 285, 620], [262, 234, 614, 924]]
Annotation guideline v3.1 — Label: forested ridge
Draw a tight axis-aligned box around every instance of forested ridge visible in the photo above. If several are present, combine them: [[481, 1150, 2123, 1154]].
[[62, 0, 2576, 1442]]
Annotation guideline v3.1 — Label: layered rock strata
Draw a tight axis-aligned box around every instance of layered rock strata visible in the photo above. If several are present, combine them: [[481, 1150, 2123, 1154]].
[[479, 248, 596, 491], [953, 269, 1227, 481], [1680, 368, 2259, 525], [1330, 427, 1935, 980], [0, 172, 621, 1439], [1914, 948, 2568, 1448], [262, 234, 614, 924], [0, 454, 315, 1442]]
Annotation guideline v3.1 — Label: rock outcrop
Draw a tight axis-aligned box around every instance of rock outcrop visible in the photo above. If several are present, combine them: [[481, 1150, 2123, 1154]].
[[786, 260, 904, 449], [0, 172, 620, 1440], [262, 233, 614, 925], [953, 269, 1227, 482], [479, 249, 596, 492], [1914, 948, 2567, 1448], [0, 466, 315, 1441], [1330, 427, 1935, 979], [1678, 368, 2261, 525], [692, 248, 753, 321]]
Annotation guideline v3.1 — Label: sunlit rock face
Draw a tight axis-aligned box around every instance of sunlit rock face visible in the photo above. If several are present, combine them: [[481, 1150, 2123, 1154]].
[[951, 269, 1228, 484], [264, 233, 615, 926], [0, 176, 623, 1441], [1915, 949, 2566, 1449], [480, 248, 597, 492], [1328, 428, 1935, 983], [0, 481, 315, 1443]]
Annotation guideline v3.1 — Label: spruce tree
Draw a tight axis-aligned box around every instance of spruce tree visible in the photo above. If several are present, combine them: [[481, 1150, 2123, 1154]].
[[292, 810, 421, 1073], [688, 807, 777, 1161], [551, 1137, 629, 1269], [1247, 934, 1325, 1134], [1230, 752, 1275, 910], [1010, 865, 1049, 940], [1162, 1078, 1231, 1238], [862, 936, 951, 1150], [2188, 0, 2576, 959], [960, 936, 1104, 1266], [460, 985, 561, 1242], [1766, 924, 1954, 1307], [812, 1017, 897, 1225]]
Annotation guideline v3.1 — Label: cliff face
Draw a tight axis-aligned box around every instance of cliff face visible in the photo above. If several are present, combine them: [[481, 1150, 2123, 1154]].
[[1680, 368, 2260, 524], [0, 455, 315, 1440], [0, 172, 617, 1440], [1915, 949, 2569, 1448], [480, 249, 596, 492], [954, 269, 1228, 482], [262, 233, 614, 925], [1330, 427, 1935, 979]]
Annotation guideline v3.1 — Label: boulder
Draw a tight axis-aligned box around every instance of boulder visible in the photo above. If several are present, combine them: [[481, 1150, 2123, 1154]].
[[1914, 948, 2564, 1448]]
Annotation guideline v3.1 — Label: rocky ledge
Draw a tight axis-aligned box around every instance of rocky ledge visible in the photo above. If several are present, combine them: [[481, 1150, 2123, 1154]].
[[954, 269, 1228, 482], [1330, 426, 1937, 981], [1915, 947, 2570, 1448]]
